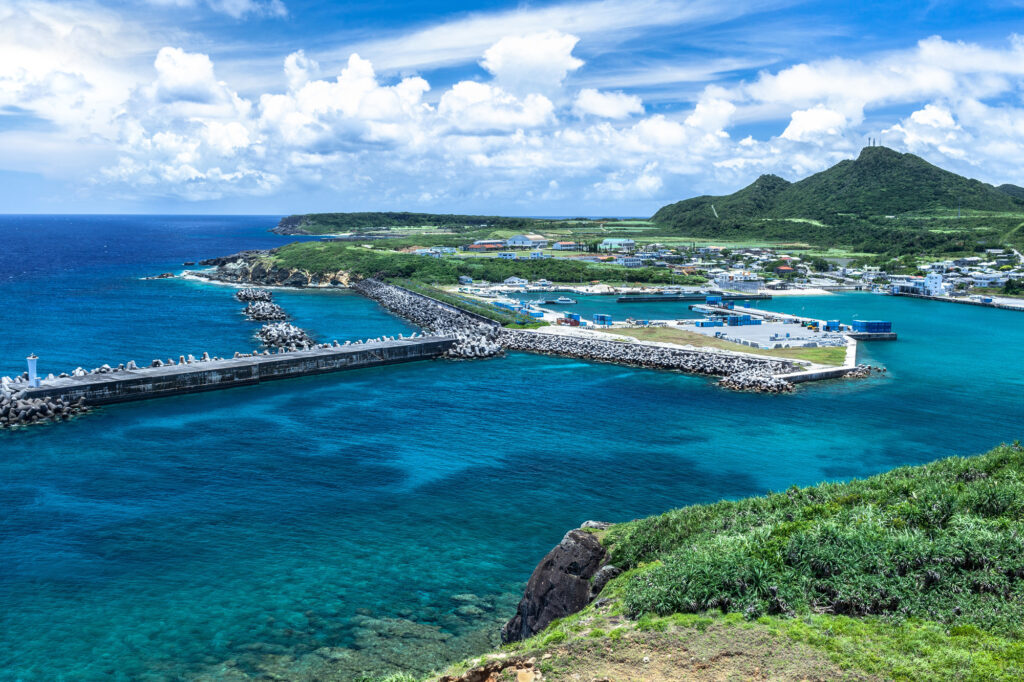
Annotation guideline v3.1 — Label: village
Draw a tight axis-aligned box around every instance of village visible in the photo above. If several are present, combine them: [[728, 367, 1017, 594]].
[[402, 232, 1024, 308]]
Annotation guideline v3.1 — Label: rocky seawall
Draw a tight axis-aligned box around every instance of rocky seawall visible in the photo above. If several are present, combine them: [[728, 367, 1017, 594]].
[[1, 379, 89, 428], [500, 330, 796, 393], [194, 252, 350, 288], [352, 279, 503, 359]]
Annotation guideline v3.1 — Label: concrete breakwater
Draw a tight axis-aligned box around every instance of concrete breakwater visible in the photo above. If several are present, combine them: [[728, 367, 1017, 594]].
[[499, 330, 796, 393], [13, 338, 455, 409], [353, 279, 503, 359]]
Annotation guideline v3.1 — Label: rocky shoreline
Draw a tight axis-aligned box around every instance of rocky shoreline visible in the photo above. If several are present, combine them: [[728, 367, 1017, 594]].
[[193, 251, 350, 288], [270, 215, 314, 235]]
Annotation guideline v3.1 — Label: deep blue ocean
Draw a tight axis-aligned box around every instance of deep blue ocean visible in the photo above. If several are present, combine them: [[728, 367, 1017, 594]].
[[1, 215, 1023, 681]]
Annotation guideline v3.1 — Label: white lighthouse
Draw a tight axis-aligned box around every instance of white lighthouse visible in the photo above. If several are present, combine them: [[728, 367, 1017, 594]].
[[27, 354, 40, 387]]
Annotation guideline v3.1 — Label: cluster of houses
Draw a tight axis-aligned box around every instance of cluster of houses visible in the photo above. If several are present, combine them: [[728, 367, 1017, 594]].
[[877, 251, 1022, 296], [414, 232, 1023, 297]]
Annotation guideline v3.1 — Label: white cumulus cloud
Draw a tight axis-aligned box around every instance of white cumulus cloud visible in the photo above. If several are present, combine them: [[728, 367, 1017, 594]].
[[573, 89, 643, 118], [439, 82, 554, 132], [781, 105, 847, 141], [480, 31, 584, 97]]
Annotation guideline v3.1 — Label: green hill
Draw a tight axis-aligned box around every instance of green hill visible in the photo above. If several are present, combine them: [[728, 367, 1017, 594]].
[[652, 147, 1024, 254], [997, 183, 1024, 201], [428, 443, 1024, 682], [274, 212, 541, 235]]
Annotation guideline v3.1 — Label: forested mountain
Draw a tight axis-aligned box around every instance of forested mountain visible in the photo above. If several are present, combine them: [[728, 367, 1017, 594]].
[[997, 183, 1024, 201], [274, 212, 541, 235], [651, 146, 1024, 253]]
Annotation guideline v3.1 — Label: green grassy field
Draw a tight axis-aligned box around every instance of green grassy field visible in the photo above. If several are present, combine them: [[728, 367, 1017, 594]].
[[267, 242, 705, 286]]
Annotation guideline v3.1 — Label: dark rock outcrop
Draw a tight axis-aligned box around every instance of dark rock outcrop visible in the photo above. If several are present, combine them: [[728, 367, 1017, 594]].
[[193, 253, 350, 288], [271, 215, 314, 235], [501, 529, 609, 643], [198, 250, 269, 267]]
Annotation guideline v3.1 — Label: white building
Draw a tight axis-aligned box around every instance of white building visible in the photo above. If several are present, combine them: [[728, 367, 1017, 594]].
[[615, 256, 643, 268], [599, 238, 636, 252], [506, 234, 548, 248], [971, 272, 1007, 288], [503, 276, 528, 285], [714, 272, 765, 294], [923, 273, 946, 296]]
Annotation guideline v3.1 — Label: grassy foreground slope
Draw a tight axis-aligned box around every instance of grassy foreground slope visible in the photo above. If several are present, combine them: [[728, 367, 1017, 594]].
[[652, 147, 1024, 254], [428, 443, 1024, 681]]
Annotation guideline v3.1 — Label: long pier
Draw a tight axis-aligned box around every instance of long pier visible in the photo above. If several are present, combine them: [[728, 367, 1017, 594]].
[[18, 337, 455, 406], [893, 292, 1024, 312], [617, 292, 771, 303]]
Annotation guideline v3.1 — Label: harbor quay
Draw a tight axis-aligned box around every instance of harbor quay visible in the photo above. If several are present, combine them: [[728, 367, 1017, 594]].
[[16, 337, 455, 407], [684, 303, 897, 348], [617, 292, 772, 303], [893, 291, 1024, 312]]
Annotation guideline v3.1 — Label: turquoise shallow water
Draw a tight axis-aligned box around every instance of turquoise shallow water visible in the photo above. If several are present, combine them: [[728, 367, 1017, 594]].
[[2, 217, 1023, 680]]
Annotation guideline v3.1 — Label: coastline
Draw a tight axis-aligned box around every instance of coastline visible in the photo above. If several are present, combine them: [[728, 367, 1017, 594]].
[[179, 270, 353, 290]]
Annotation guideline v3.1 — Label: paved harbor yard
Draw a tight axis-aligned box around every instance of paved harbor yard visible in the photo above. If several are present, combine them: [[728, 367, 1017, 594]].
[[679, 319, 847, 349]]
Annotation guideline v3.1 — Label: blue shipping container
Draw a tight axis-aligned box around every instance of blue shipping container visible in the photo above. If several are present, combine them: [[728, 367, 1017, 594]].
[[852, 320, 892, 333]]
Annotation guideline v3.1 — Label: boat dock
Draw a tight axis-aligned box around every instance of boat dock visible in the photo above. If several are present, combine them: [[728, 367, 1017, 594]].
[[18, 337, 455, 406], [893, 292, 1024, 312], [618, 292, 772, 303]]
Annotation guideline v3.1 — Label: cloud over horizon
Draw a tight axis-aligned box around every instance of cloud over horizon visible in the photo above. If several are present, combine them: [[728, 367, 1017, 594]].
[[2, 0, 1024, 213]]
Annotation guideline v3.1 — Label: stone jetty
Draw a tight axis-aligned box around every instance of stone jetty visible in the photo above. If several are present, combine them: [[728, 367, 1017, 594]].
[[499, 330, 796, 392], [351, 279, 801, 390], [353, 279, 503, 359]]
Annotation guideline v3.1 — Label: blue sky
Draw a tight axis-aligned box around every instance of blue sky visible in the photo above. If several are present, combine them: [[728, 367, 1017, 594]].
[[1, 0, 1023, 215]]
